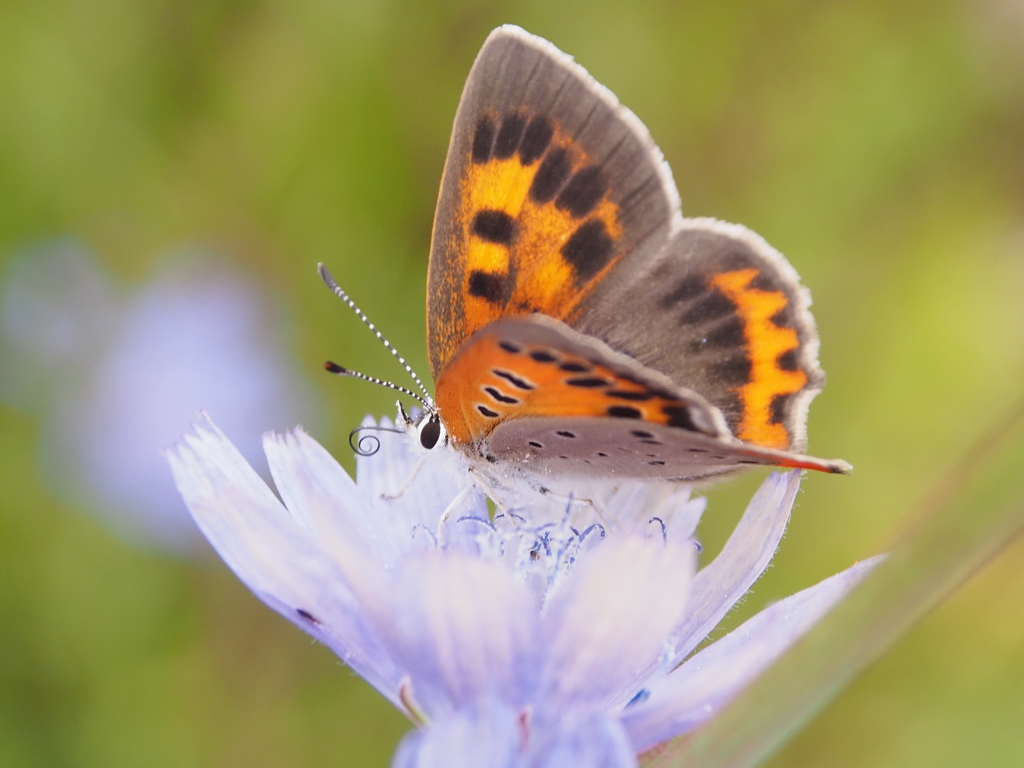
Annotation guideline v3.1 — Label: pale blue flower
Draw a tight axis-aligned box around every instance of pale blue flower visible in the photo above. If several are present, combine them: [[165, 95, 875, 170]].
[[0, 240, 321, 553], [168, 413, 876, 766]]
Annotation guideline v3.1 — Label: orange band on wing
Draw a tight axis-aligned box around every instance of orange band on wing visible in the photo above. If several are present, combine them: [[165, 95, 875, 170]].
[[435, 330, 699, 446], [710, 269, 807, 449]]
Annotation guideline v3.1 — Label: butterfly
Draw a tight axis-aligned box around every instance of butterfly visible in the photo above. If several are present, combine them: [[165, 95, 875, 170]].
[[321, 24, 851, 490]]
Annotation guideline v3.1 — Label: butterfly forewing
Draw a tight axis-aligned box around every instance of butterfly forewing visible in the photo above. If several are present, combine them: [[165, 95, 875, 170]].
[[427, 25, 681, 380]]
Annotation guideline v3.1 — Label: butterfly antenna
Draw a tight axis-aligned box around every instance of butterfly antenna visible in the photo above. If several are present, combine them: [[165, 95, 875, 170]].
[[324, 361, 430, 408], [318, 263, 435, 408]]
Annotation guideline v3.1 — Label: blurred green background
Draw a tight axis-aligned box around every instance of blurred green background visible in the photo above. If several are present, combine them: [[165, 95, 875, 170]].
[[1, 0, 1023, 766]]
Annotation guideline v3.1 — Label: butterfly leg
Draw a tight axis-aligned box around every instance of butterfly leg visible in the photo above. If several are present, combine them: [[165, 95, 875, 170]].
[[465, 465, 519, 519], [380, 453, 429, 500], [533, 485, 612, 531], [435, 486, 481, 541], [464, 464, 608, 531]]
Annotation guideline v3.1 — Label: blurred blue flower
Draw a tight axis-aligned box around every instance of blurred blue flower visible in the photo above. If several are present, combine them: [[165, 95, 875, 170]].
[[168, 412, 877, 766], [0, 240, 322, 554]]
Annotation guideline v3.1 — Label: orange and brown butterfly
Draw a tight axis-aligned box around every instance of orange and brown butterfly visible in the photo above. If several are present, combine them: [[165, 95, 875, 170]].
[[321, 24, 851, 487]]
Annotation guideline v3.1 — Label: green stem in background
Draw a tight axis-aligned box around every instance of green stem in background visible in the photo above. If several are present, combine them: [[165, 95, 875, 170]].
[[646, 398, 1024, 768]]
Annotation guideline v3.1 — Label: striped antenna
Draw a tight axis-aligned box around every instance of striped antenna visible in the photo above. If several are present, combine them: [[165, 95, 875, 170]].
[[323, 361, 429, 408], [317, 264, 436, 409]]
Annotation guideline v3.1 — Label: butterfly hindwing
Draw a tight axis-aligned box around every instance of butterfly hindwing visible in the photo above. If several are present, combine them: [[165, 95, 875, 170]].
[[488, 416, 756, 481], [427, 25, 681, 380], [485, 417, 838, 481], [571, 218, 825, 453]]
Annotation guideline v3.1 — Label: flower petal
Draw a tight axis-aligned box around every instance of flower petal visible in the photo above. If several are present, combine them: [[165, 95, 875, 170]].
[[598, 482, 705, 542], [263, 427, 403, 568], [357, 415, 477, 533], [376, 552, 542, 716], [530, 711, 637, 768], [669, 471, 799, 664], [540, 535, 696, 709], [391, 701, 524, 768], [621, 556, 882, 752], [167, 414, 403, 703]]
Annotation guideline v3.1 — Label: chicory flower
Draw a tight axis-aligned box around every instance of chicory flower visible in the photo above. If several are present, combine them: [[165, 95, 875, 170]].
[[168, 413, 875, 767]]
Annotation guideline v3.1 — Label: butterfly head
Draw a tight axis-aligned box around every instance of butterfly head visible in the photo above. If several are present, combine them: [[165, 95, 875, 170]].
[[318, 263, 451, 455], [397, 400, 448, 451]]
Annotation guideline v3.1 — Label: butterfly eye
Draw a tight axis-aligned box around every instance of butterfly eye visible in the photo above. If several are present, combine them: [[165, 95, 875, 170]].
[[419, 415, 443, 449]]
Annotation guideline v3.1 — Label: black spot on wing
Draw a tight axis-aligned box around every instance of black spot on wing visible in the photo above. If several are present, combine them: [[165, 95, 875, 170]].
[[565, 377, 608, 388], [529, 350, 558, 363], [680, 288, 735, 324], [777, 348, 799, 372], [715, 249, 755, 272], [494, 112, 526, 159], [659, 275, 706, 308], [493, 369, 534, 390], [472, 210, 515, 244], [530, 148, 571, 203], [613, 371, 647, 388], [519, 116, 553, 164], [608, 406, 642, 419], [498, 340, 520, 354], [607, 390, 654, 401], [296, 609, 319, 624], [631, 430, 654, 438], [663, 406, 699, 432], [704, 317, 746, 349], [472, 116, 495, 163], [745, 272, 770, 292], [555, 430, 576, 438], [477, 405, 500, 418], [529, 440, 543, 448], [771, 306, 795, 329], [715, 354, 752, 381], [769, 394, 790, 426], [650, 388, 681, 402], [559, 361, 591, 373], [753, 270, 790, 294], [561, 219, 614, 282], [555, 166, 607, 218], [484, 386, 519, 405], [468, 270, 509, 304]]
